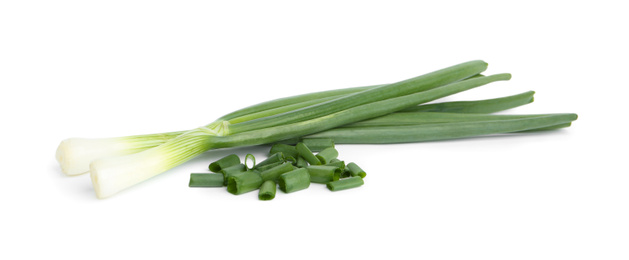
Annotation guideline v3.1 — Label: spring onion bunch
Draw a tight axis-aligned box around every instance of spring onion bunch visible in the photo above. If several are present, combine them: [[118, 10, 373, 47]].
[[55, 60, 578, 198]]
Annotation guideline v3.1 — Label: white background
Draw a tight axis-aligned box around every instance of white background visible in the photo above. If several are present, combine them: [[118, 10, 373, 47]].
[[1, 1, 627, 259]]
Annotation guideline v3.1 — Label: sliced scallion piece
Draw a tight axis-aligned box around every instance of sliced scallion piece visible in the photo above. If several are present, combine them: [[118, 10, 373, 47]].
[[296, 143, 321, 165], [269, 144, 299, 159], [346, 163, 366, 178], [315, 147, 339, 164], [253, 152, 285, 169], [227, 171, 263, 195], [251, 161, 283, 173], [327, 176, 364, 191], [220, 164, 247, 185], [306, 165, 342, 184], [189, 173, 224, 187], [296, 156, 308, 168], [258, 180, 277, 201], [244, 154, 256, 170], [325, 160, 345, 171], [259, 163, 296, 182], [209, 154, 240, 172], [278, 168, 310, 193]]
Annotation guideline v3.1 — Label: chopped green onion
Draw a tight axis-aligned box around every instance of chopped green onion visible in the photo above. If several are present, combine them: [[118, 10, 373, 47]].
[[244, 154, 256, 170], [188, 173, 224, 187], [315, 147, 339, 164], [285, 156, 297, 165], [296, 156, 309, 168], [300, 138, 335, 152], [306, 165, 342, 184], [269, 144, 299, 159], [325, 160, 345, 171], [278, 168, 310, 193], [251, 161, 283, 173], [258, 180, 277, 201], [327, 176, 364, 191], [209, 154, 241, 172], [227, 171, 263, 195], [347, 163, 366, 178], [253, 152, 285, 169], [296, 143, 321, 165], [259, 163, 296, 182], [220, 164, 247, 185]]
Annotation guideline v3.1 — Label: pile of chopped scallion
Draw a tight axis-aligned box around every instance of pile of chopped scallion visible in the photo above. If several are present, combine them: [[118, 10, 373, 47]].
[[189, 139, 365, 200]]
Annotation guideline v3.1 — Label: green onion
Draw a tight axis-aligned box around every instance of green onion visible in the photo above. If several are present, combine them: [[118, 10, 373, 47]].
[[327, 176, 365, 191], [244, 154, 256, 170], [269, 144, 299, 159], [252, 161, 284, 173], [220, 164, 247, 185], [296, 143, 321, 165], [90, 69, 512, 198], [188, 173, 224, 187], [60, 61, 581, 199], [278, 168, 310, 193], [57, 84, 522, 177], [253, 152, 285, 169], [295, 156, 309, 168], [304, 113, 577, 144], [300, 138, 335, 152], [315, 147, 339, 164], [346, 163, 366, 178], [258, 180, 277, 201], [227, 171, 264, 195], [402, 91, 535, 113], [259, 163, 296, 182], [227, 60, 488, 133], [306, 165, 342, 184], [209, 154, 240, 172], [325, 160, 345, 171]]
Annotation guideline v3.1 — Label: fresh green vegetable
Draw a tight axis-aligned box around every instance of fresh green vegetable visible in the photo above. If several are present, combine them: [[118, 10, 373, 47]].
[[227, 171, 264, 195], [252, 161, 283, 173], [220, 164, 247, 185], [296, 143, 321, 165], [327, 176, 365, 191], [306, 165, 342, 183], [269, 144, 299, 159], [259, 163, 296, 182], [315, 147, 339, 164], [258, 180, 277, 201], [300, 138, 335, 152], [304, 114, 577, 144], [253, 152, 285, 169], [56, 85, 528, 177], [209, 154, 240, 172], [278, 168, 311, 193], [244, 154, 256, 170], [325, 160, 345, 171], [402, 91, 535, 113], [56, 60, 578, 198], [346, 163, 366, 178], [296, 156, 308, 168], [189, 173, 224, 187]]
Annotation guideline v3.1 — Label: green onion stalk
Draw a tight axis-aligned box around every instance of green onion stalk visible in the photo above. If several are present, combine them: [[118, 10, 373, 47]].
[[56, 83, 533, 176], [55, 60, 576, 199], [88, 60, 499, 198]]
